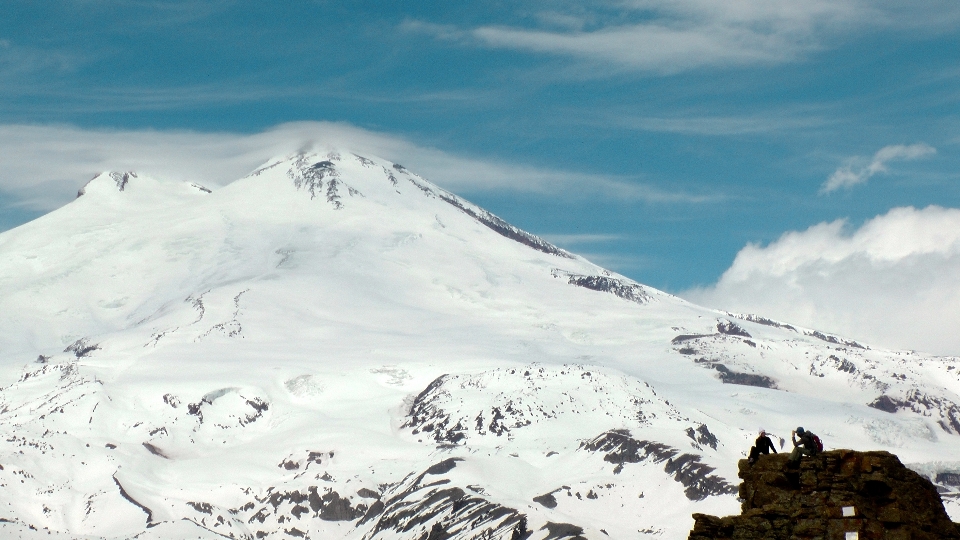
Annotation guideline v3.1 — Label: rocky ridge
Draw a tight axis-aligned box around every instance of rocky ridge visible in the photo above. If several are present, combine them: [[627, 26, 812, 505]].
[[689, 450, 960, 539]]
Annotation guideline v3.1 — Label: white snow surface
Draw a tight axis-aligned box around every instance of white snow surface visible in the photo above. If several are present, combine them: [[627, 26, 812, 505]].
[[0, 151, 958, 539]]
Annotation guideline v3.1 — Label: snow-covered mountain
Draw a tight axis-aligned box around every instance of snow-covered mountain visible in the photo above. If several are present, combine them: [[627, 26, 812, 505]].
[[0, 151, 958, 540]]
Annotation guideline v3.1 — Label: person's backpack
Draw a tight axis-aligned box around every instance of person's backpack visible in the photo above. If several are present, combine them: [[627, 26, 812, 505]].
[[811, 434, 824, 453]]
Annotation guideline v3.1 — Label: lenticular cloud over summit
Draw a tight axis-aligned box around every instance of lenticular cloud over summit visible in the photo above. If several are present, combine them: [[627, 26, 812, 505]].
[[685, 205, 960, 356]]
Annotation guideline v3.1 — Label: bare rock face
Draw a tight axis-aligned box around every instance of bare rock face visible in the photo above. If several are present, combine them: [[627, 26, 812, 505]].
[[689, 450, 960, 539]]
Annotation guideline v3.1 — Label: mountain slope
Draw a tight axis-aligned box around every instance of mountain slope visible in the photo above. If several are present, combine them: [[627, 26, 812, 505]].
[[0, 150, 958, 540]]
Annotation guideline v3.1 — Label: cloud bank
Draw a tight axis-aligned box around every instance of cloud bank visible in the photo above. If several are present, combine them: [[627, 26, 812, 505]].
[[822, 143, 936, 193], [684, 206, 960, 356], [0, 122, 707, 215]]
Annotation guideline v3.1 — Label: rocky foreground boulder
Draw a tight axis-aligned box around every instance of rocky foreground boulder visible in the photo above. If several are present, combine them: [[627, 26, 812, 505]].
[[689, 450, 960, 539]]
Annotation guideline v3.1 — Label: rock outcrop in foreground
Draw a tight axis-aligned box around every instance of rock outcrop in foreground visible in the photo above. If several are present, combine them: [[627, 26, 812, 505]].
[[689, 450, 960, 539]]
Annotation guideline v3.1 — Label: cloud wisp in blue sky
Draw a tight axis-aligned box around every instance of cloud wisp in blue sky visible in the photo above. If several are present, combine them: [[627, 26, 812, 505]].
[[406, 0, 960, 74], [1, 0, 959, 353], [822, 143, 937, 194]]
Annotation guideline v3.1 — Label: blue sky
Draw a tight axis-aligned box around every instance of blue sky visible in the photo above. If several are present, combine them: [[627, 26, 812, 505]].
[[1, 0, 959, 298]]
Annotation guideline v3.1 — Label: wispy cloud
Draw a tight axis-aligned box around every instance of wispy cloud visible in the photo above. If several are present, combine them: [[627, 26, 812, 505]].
[[0, 122, 715, 215], [0, 38, 83, 84], [540, 233, 624, 246], [65, 0, 235, 28], [406, 0, 960, 75], [598, 112, 832, 136], [406, 0, 850, 74], [821, 143, 936, 194], [574, 251, 659, 276], [0, 80, 497, 116]]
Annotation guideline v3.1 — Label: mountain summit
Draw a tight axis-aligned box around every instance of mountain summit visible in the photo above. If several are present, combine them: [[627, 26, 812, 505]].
[[0, 150, 958, 539]]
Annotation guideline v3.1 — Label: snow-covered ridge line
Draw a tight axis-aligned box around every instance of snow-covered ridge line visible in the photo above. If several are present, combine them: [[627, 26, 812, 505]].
[[76, 171, 139, 197], [722, 311, 868, 349], [551, 268, 654, 305]]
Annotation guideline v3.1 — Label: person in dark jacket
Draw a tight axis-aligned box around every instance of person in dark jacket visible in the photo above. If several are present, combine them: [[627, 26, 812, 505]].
[[788, 426, 818, 465], [747, 429, 778, 465]]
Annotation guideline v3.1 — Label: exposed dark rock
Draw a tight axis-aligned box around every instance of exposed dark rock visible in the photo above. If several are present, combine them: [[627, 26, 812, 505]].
[[64, 339, 99, 358], [899, 390, 960, 435], [686, 424, 719, 450], [186, 401, 203, 423], [187, 502, 213, 515], [141, 442, 168, 458], [403, 375, 527, 444], [358, 499, 385, 525], [560, 272, 652, 305], [580, 430, 736, 500], [162, 394, 180, 408], [390, 160, 560, 263], [247, 398, 269, 414], [110, 171, 136, 191], [426, 458, 462, 475], [113, 475, 153, 523], [244, 486, 365, 526], [438, 193, 574, 258], [937, 472, 960, 487], [868, 395, 902, 413], [427, 521, 448, 540], [689, 450, 960, 540], [307, 451, 328, 464], [404, 365, 657, 446], [357, 488, 380, 499], [542, 522, 586, 540], [382, 166, 400, 186], [354, 154, 375, 167], [672, 334, 714, 344], [319, 491, 362, 521], [717, 321, 751, 338], [713, 364, 776, 388], [725, 313, 796, 331], [293, 160, 335, 200], [533, 493, 558, 508], [364, 461, 527, 540], [403, 375, 470, 445], [806, 330, 867, 349], [511, 517, 529, 540], [76, 171, 137, 197], [868, 391, 960, 434], [285, 156, 361, 209]]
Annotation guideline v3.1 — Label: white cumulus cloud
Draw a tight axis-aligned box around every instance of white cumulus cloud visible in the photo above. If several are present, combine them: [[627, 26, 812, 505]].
[[821, 143, 936, 193], [684, 205, 960, 356]]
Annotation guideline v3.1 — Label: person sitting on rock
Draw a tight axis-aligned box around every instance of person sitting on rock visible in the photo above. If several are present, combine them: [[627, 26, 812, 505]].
[[747, 429, 778, 465], [787, 427, 819, 466]]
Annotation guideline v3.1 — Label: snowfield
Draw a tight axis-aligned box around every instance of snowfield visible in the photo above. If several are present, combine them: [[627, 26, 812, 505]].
[[0, 151, 958, 539]]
